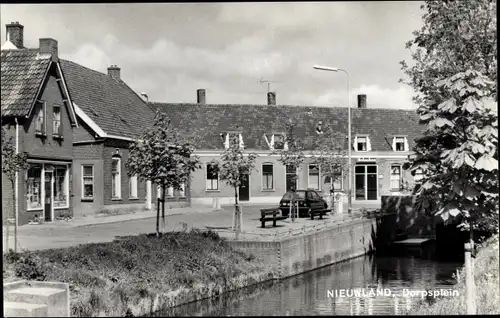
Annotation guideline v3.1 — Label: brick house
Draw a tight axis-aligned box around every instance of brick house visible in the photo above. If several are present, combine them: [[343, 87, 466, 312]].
[[1, 22, 78, 225], [149, 90, 425, 206], [58, 60, 169, 216]]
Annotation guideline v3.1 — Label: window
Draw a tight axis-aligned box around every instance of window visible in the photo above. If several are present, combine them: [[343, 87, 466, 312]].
[[390, 165, 402, 190], [111, 157, 121, 198], [206, 164, 219, 190], [308, 164, 320, 190], [224, 133, 243, 149], [53, 105, 62, 137], [393, 136, 406, 152], [285, 164, 298, 191], [273, 134, 285, 150], [262, 164, 274, 190], [27, 164, 42, 209], [326, 171, 343, 191], [414, 168, 424, 183], [35, 102, 46, 135], [166, 186, 174, 197], [357, 136, 368, 151], [82, 165, 94, 199], [129, 175, 138, 199], [179, 183, 185, 197], [54, 165, 68, 207]]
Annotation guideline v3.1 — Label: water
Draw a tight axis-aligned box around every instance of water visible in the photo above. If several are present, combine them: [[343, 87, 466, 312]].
[[154, 253, 463, 316]]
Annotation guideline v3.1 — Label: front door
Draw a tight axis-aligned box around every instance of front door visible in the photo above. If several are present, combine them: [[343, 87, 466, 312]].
[[239, 173, 250, 202], [354, 164, 378, 200], [44, 171, 53, 221]]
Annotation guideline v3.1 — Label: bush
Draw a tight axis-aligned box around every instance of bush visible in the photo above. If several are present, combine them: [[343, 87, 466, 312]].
[[14, 253, 48, 281]]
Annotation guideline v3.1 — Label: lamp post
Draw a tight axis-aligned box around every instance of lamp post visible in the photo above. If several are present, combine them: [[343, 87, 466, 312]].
[[313, 65, 352, 214]]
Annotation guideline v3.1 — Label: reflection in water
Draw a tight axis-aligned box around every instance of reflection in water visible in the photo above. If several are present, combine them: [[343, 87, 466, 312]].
[[153, 255, 462, 316]]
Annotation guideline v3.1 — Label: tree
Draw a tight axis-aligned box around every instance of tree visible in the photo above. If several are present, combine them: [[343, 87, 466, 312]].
[[209, 133, 257, 237], [2, 126, 28, 253], [400, 2, 497, 313], [311, 129, 348, 213], [126, 112, 202, 236], [400, 0, 498, 237], [272, 120, 305, 221]]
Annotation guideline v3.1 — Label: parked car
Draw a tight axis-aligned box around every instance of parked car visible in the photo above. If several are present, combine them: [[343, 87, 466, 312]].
[[279, 189, 328, 218]]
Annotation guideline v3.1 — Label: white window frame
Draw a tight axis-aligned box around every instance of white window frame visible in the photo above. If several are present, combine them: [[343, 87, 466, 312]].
[[392, 136, 408, 152], [52, 104, 62, 137], [307, 164, 321, 191], [111, 157, 121, 199], [354, 135, 371, 152], [261, 163, 274, 191], [82, 165, 94, 200], [27, 163, 43, 211], [129, 175, 138, 199], [390, 165, 402, 190], [35, 102, 46, 135], [179, 183, 186, 197], [354, 164, 379, 200], [53, 164, 69, 208], [206, 163, 220, 191], [272, 134, 288, 150], [224, 132, 244, 149], [414, 168, 424, 183]]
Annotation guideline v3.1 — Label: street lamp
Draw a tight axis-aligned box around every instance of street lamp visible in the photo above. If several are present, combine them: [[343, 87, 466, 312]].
[[313, 65, 352, 214]]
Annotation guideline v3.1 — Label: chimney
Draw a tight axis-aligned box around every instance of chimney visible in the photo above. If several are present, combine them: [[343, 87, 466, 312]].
[[107, 65, 121, 80], [39, 38, 58, 62], [6, 21, 24, 48], [197, 89, 206, 104], [267, 92, 276, 105], [357, 94, 367, 109]]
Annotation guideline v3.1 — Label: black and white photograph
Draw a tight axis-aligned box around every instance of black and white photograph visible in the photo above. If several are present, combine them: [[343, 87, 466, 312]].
[[1, 1, 498, 317]]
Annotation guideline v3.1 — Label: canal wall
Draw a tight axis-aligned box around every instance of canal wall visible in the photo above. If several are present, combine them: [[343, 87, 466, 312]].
[[381, 195, 436, 238], [229, 215, 396, 279]]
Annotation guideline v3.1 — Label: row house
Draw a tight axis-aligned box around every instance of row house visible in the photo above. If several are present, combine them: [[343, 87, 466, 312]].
[[149, 90, 425, 206], [1, 22, 78, 225], [1, 22, 172, 225]]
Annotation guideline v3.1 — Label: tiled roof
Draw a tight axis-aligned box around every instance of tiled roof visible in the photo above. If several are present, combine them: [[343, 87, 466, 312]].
[[59, 59, 155, 139], [1, 49, 52, 117], [148, 102, 424, 151]]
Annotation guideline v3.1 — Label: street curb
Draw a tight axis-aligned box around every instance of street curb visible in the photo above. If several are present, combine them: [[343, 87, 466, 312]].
[[74, 213, 182, 228]]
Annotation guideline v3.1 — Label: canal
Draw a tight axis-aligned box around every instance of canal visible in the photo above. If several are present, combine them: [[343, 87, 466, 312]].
[[154, 251, 463, 316]]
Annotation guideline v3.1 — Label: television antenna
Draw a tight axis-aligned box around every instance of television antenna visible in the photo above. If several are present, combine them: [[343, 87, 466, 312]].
[[257, 77, 281, 93]]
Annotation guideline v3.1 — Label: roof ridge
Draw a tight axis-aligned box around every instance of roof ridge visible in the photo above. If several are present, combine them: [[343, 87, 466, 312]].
[[60, 59, 112, 79], [148, 101, 417, 112]]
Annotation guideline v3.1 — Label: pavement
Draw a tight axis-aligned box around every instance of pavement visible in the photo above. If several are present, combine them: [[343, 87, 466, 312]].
[[2, 202, 381, 252]]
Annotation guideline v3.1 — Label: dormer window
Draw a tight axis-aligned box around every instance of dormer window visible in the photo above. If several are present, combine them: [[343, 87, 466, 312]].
[[392, 136, 408, 152], [354, 136, 371, 152], [222, 132, 244, 149], [273, 134, 285, 150]]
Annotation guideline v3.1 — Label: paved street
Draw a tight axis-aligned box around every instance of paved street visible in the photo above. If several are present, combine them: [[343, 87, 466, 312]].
[[3, 202, 380, 252]]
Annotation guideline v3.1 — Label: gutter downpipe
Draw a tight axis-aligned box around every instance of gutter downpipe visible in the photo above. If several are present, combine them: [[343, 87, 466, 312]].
[[14, 117, 19, 253]]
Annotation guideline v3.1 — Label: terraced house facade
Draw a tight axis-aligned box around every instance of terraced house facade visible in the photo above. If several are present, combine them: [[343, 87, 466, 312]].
[[2, 22, 179, 225], [149, 90, 424, 206], [1, 22, 78, 225]]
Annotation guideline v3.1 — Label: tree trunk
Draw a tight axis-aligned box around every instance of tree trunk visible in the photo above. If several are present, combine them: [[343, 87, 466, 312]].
[[331, 181, 335, 215], [12, 179, 17, 253], [161, 184, 166, 233], [465, 219, 476, 314], [234, 186, 240, 239]]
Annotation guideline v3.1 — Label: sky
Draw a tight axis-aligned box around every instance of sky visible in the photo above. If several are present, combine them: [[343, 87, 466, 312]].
[[1, 2, 424, 109]]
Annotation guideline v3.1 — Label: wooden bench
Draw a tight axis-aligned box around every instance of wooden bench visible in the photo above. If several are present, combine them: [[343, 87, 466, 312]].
[[310, 208, 331, 220], [260, 208, 287, 228]]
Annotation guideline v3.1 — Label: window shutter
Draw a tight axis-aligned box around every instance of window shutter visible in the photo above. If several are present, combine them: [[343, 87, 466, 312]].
[[270, 134, 275, 150], [353, 136, 358, 150], [366, 137, 372, 151], [403, 137, 409, 152], [392, 137, 396, 151]]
